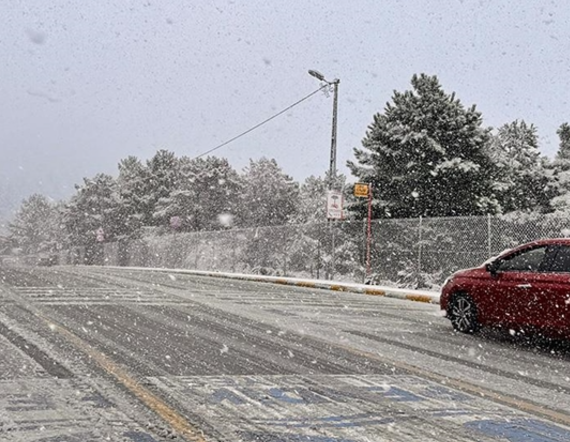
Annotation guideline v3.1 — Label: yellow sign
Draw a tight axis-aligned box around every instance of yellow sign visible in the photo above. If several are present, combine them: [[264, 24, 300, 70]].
[[354, 183, 369, 198]]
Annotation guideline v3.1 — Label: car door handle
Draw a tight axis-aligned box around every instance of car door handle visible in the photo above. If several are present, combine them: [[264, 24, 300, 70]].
[[516, 283, 532, 289]]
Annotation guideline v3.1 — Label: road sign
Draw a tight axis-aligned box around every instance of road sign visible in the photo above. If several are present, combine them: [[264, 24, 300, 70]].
[[170, 216, 182, 229], [354, 183, 369, 198], [96, 228, 105, 243], [326, 190, 344, 220]]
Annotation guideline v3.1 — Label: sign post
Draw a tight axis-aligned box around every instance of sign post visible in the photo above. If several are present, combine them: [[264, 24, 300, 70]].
[[354, 183, 373, 280], [366, 184, 373, 279], [326, 190, 344, 280]]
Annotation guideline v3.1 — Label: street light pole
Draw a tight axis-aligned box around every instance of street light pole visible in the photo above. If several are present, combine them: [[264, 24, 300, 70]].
[[308, 70, 340, 190], [309, 70, 340, 280], [329, 79, 339, 190]]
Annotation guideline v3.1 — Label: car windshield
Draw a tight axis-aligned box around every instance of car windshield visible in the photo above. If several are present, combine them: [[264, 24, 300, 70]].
[[2, 2, 570, 441]]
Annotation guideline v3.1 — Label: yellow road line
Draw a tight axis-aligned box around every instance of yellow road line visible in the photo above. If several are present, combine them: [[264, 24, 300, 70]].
[[36, 313, 207, 442]]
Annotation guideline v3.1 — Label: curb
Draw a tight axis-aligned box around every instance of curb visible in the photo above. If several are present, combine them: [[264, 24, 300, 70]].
[[103, 266, 441, 305]]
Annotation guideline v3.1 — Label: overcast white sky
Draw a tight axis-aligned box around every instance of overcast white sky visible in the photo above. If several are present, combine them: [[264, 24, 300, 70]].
[[1, 0, 569, 217]]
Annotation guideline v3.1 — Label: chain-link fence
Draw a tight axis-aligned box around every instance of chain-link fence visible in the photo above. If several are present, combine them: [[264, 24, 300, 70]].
[[100, 222, 365, 281], [93, 213, 570, 289]]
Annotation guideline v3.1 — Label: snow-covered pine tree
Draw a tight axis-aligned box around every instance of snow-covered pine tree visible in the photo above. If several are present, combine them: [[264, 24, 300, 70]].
[[185, 156, 242, 230], [61, 174, 122, 247], [145, 150, 180, 226], [490, 120, 554, 213], [549, 123, 570, 212], [348, 73, 498, 218], [117, 156, 148, 237], [9, 194, 60, 254], [239, 158, 300, 227], [154, 156, 242, 231], [556, 123, 570, 161]]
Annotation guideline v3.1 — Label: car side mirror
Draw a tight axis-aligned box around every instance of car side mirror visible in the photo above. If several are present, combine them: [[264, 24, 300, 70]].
[[486, 261, 499, 275]]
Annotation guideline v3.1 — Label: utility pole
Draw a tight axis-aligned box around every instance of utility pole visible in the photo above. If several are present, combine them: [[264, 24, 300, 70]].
[[308, 70, 340, 279], [308, 70, 340, 190]]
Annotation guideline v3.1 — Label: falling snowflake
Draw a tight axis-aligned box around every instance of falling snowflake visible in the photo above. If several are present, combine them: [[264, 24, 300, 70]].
[[218, 213, 234, 227]]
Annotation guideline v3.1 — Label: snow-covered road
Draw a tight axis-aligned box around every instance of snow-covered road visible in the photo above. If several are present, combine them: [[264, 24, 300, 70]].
[[1, 265, 570, 441]]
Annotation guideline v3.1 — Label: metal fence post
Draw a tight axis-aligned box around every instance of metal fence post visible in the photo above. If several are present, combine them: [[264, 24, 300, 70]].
[[329, 220, 336, 279], [362, 218, 367, 282], [487, 213, 492, 258], [316, 229, 321, 280], [283, 228, 288, 276], [418, 215, 423, 275], [231, 233, 237, 273]]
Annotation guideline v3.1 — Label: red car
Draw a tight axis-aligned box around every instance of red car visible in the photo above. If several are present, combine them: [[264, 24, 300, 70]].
[[440, 239, 570, 338]]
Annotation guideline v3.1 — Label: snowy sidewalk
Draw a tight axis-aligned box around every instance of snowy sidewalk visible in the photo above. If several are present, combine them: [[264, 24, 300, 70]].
[[105, 266, 441, 305]]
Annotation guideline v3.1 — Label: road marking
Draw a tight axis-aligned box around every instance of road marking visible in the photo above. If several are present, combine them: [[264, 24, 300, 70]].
[[333, 340, 570, 428], [34, 312, 207, 442], [147, 374, 570, 441], [15, 269, 569, 434]]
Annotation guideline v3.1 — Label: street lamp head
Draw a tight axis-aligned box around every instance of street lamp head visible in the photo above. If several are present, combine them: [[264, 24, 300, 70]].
[[308, 69, 326, 82]]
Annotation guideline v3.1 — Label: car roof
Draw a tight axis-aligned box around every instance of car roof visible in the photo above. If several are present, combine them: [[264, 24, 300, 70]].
[[508, 238, 570, 252], [526, 238, 570, 246]]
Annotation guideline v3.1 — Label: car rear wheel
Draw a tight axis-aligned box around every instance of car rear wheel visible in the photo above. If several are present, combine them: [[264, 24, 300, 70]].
[[449, 293, 480, 334]]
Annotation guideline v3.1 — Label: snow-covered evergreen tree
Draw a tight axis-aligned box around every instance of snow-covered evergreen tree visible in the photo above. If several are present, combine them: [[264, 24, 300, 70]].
[[490, 120, 554, 213], [348, 73, 498, 218], [154, 156, 242, 231], [239, 158, 300, 227], [117, 156, 148, 237], [296, 175, 327, 224], [9, 194, 61, 254], [62, 174, 122, 247], [145, 150, 180, 226], [550, 123, 570, 212], [556, 123, 570, 161]]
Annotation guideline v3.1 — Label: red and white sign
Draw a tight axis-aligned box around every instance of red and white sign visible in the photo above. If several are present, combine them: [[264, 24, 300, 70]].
[[170, 216, 182, 229], [96, 227, 105, 242], [326, 190, 344, 220]]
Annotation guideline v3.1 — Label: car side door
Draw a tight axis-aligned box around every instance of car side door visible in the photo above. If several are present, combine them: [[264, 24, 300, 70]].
[[532, 245, 570, 335], [491, 245, 551, 328]]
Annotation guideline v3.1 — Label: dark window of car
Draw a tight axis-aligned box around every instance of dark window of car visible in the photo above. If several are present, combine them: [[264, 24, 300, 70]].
[[496, 246, 548, 272], [547, 245, 570, 273]]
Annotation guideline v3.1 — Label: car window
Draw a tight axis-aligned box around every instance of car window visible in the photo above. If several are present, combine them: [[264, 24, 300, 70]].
[[547, 245, 570, 273], [496, 246, 547, 272]]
